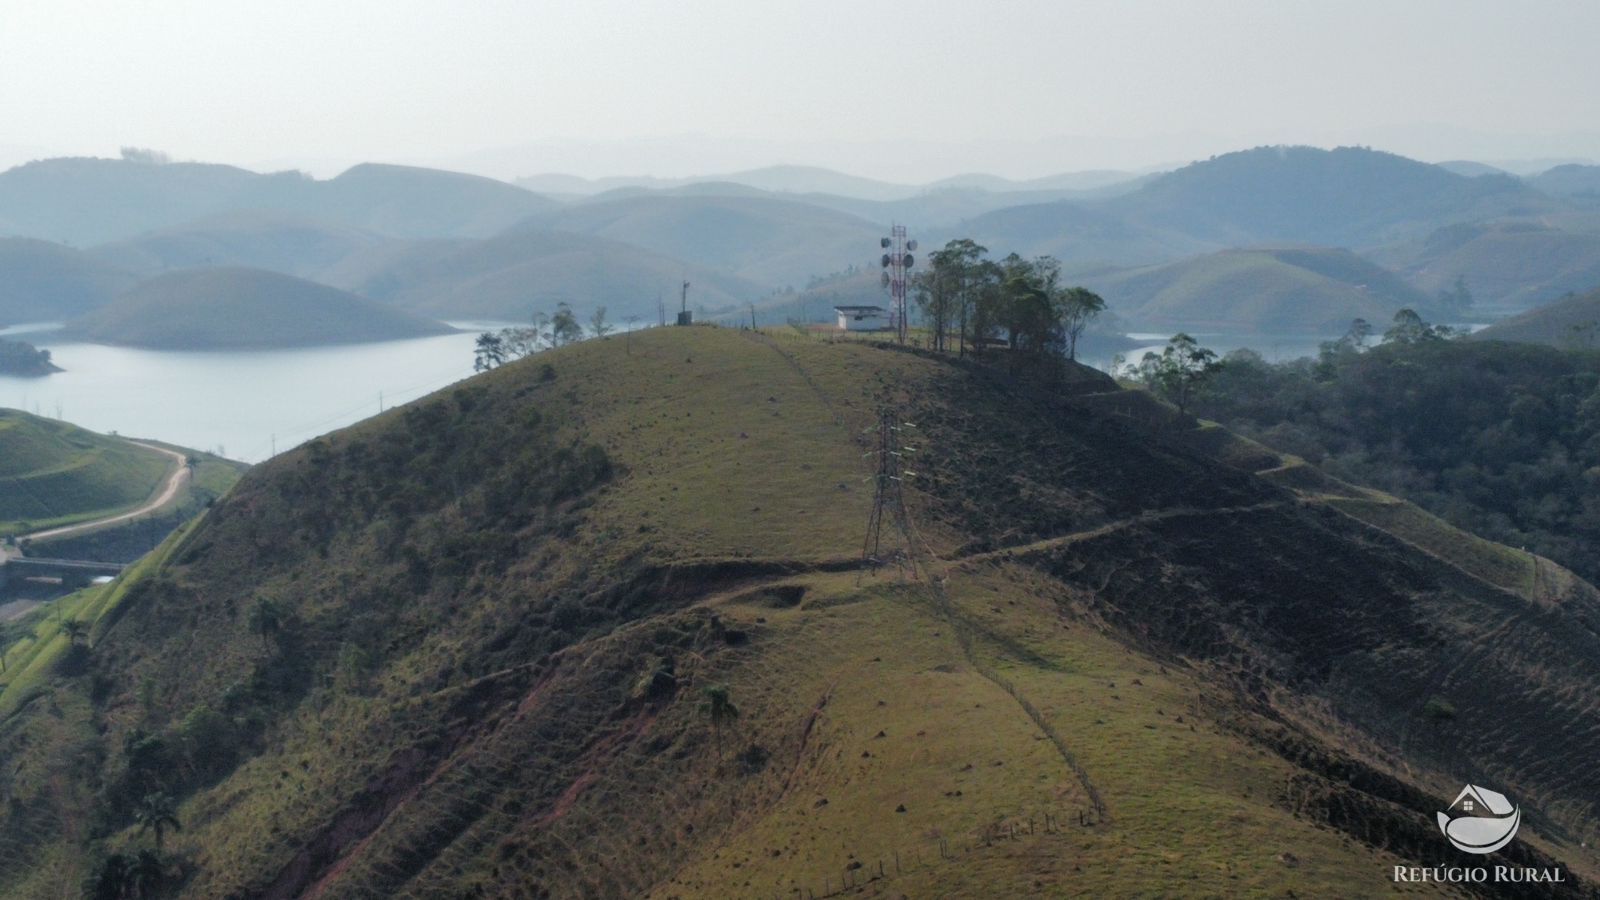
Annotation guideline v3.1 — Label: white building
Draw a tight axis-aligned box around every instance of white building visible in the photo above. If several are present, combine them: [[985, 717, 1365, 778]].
[[834, 305, 889, 332]]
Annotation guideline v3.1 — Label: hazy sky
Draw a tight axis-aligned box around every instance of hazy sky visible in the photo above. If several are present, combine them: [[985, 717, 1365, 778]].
[[3, 0, 1598, 181]]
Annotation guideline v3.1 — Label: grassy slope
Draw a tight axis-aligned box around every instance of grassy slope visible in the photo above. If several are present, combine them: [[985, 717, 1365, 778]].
[[4, 327, 1599, 897], [22, 446, 245, 563], [0, 409, 174, 535], [1473, 286, 1600, 347], [68, 266, 455, 349]]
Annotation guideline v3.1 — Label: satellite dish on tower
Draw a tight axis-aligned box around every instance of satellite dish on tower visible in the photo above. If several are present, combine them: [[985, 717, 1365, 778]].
[[907, 240, 918, 251], [881, 271, 891, 289], [880, 237, 892, 248], [881, 254, 891, 268]]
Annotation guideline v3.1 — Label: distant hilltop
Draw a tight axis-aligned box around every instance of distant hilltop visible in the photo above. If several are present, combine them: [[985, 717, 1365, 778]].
[[64, 266, 456, 350]]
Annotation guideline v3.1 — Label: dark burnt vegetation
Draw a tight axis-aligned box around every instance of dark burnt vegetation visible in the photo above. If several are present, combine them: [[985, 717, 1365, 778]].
[[907, 357, 1270, 554]]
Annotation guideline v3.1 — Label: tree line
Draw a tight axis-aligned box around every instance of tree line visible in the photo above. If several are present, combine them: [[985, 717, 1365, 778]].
[[911, 239, 1106, 362], [1191, 309, 1600, 585], [474, 303, 615, 372]]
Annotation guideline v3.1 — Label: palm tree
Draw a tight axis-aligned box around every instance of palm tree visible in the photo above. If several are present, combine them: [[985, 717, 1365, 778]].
[[699, 684, 739, 759], [61, 618, 87, 647], [246, 598, 282, 651], [135, 792, 181, 850]]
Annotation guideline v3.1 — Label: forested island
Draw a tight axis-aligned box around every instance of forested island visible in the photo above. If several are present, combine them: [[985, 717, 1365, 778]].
[[0, 337, 61, 376]]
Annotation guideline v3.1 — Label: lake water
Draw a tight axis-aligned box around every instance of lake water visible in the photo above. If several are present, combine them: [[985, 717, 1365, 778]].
[[0, 323, 506, 463], [1084, 331, 1333, 375], [1, 321, 1484, 464]]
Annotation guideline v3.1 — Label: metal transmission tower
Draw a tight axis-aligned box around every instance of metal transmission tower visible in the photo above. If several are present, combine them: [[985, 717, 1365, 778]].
[[861, 410, 919, 578], [880, 226, 917, 344], [674, 280, 695, 326]]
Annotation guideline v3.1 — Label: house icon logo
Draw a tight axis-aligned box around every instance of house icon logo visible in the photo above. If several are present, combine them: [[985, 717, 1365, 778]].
[[1437, 785, 1521, 854]]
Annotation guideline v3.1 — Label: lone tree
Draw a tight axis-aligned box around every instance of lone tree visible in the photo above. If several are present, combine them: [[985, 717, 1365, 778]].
[[60, 618, 87, 647], [589, 305, 614, 338], [135, 793, 181, 850], [247, 597, 283, 651], [1383, 308, 1445, 345], [1135, 333, 1222, 416], [473, 332, 508, 372], [1059, 286, 1106, 361], [550, 303, 584, 347], [700, 684, 740, 759]]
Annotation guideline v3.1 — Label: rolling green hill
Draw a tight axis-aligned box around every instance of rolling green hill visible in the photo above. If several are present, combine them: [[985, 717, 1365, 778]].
[[3, 327, 1597, 897], [0, 238, 136, 325], [522, 193, 885, 287], [1471, 285, 1600, 347], [1370, 221, 1600, 313], [0, 409, 174, 536], [1087, 246, 1436, 332], [320, 227, 768, 323], [88, 212, 384, 279], [67, 267, 456, 350]]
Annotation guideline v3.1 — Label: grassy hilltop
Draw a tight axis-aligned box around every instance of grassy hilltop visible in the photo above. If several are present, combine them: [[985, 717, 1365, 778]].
[[3, 326, 1599, 897]]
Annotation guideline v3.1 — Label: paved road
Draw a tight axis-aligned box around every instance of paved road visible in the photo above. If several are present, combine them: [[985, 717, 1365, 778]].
[[5, 441, 190, 556]]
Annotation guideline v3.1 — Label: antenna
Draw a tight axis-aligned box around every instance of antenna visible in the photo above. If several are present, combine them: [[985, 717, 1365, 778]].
[[880, 225, 916, 344], [675, 280, 693, 326]]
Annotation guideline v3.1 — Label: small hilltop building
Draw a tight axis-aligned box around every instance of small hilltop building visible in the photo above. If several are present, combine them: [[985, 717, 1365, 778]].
[[834, 305, 889, 332]]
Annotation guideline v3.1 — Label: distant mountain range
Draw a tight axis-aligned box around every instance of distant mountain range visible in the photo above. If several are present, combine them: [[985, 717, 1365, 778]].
[[0, 157, 555, 246], [516, 193, 885, 288], [4, 145, 1600, 340], [514, 164, 1149, 201], [321, 227, 769, 323]]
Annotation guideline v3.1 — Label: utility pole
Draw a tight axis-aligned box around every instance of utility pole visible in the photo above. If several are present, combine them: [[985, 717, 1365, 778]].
[[749, 301, 757, 331], [657, 292, 666, 328], [624, 315, 640, 354]]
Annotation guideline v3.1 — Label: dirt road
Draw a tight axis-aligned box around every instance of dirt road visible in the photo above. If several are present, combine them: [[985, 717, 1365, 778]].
[[15, 440, 191, 547]]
